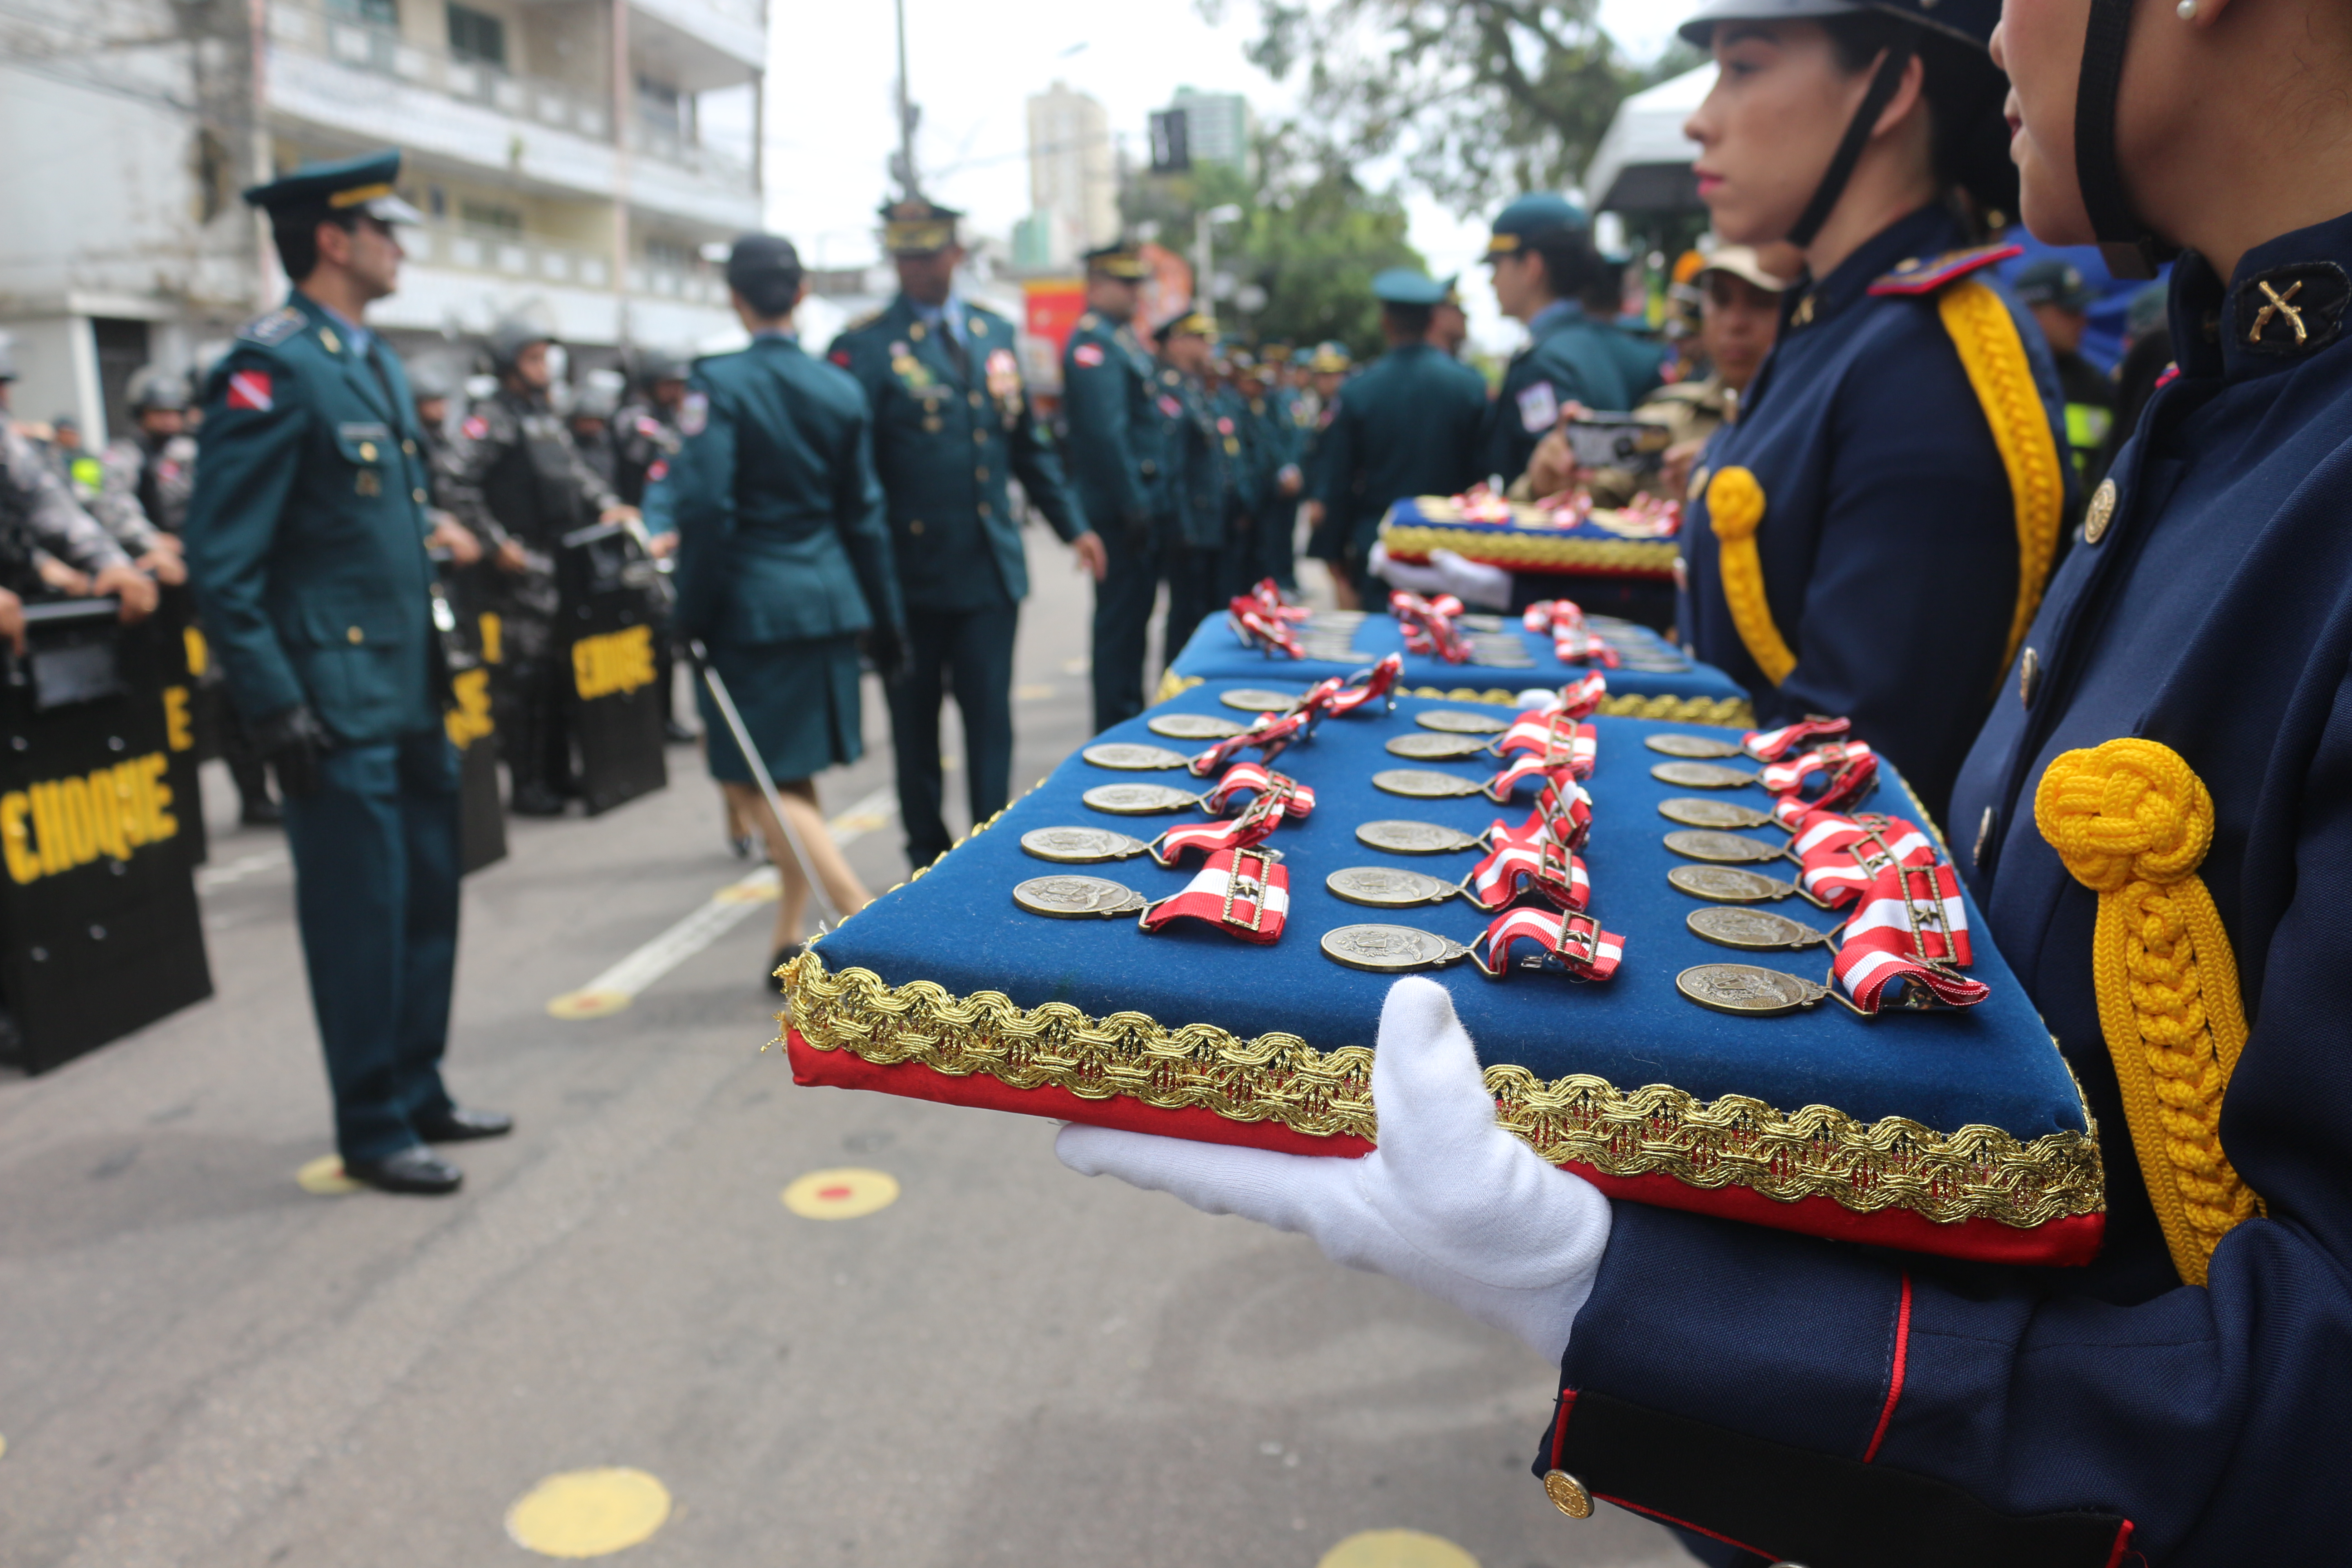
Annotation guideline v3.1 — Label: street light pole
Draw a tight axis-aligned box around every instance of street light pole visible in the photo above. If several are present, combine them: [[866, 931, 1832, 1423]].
[[893, 0, 920, 199]]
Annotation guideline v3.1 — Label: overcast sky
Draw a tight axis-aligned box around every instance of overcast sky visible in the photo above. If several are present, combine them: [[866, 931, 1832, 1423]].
[[750, 1, 1694, 353]]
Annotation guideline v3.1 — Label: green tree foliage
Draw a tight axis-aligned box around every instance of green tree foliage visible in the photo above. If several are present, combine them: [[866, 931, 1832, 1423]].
[[1213, 0, 1651, 215], [1122, 127, 1424, 361]]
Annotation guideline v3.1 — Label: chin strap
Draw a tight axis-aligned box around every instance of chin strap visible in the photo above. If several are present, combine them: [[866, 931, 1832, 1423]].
[[1785, 34, 1920, 250], [2073, 0, 2175, 279]]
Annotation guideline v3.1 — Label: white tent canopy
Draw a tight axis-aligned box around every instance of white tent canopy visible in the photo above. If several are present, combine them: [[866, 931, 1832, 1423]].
[[1583, 63, 1715, 216]]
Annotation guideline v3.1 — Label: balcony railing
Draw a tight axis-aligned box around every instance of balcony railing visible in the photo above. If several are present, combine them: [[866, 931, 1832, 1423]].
[[267, 2, 612, 141], [627, 119, 752, 189], [402, 220, 728, 305]]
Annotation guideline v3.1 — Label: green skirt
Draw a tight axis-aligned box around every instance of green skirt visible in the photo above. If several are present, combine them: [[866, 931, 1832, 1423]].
[[697, 634, 864, 785]]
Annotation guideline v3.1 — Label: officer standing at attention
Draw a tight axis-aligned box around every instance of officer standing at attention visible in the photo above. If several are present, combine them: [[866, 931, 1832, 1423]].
[[183, 150, 509, 1196], [2014, 257, 2118, 485], [1153, 311, 1230, 659], [443, 315, 636, 815], [670, 234, 904, 978], [1318, 270, 1489, 600], [828, 198, 1103, 870], [1478, 196, 1635, 486], [1061, 242, 1168, 733]]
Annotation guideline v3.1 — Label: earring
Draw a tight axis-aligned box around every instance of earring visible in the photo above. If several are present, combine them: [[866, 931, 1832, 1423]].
[[2176, 0, 2197, 17]]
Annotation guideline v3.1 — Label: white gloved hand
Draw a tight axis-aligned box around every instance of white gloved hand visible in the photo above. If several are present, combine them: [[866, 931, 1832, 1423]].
[[1429, 548, 1515, 611], [1057, 975, 1612, 1363], [1367, 540, 1449, 598]]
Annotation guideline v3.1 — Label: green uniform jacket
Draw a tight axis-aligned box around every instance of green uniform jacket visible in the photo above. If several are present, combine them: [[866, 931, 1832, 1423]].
[[828, 295, 1088, 612], [667, 334, 904, 647], [1477, 300, 1633, 485], [1592, 316, 1669, 410], [1060, 312, 1167, 537], [1318, 342, 1490, 554], [1211, 384, 1271, 521], [184, 292, 444, 741], [1156, 366, 1228, 551]]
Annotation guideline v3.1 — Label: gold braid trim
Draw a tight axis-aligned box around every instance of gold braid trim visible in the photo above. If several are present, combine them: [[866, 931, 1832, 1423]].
[[1938, 279, 2065, 671], [1705, 466, 1796, 685], [2036, 739, 2260, 1285], [1153, 677, 1752, 727], [782, 954, 2104, 1229], [1377, 524, 1680, 578]]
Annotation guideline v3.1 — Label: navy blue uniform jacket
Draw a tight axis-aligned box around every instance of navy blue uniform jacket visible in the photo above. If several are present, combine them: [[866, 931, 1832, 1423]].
[[1679, 206, 2069, 822], [1550, 212, 2352, 1567], [827, 295, 1090, 612], [184, 292, 445, 741], [1477, 299, 1633, 485], [666, 334, 903, 648]]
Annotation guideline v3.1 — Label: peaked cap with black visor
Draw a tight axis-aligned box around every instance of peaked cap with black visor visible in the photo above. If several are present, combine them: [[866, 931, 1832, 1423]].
[[1678, 0, 2013, 251]]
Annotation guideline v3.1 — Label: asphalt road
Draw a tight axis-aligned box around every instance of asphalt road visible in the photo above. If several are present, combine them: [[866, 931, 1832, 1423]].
[[0, 537, 1690, 1568]]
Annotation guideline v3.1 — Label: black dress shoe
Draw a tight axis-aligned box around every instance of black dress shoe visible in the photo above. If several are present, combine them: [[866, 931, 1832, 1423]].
[[414, 1106, 514, 1142], [510, 783, 568, 817], [344, 1145, 464, 1195]]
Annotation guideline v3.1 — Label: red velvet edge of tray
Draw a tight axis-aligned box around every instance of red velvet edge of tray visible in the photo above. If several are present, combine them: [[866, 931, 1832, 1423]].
[[787, 1031, 2104, 1267]]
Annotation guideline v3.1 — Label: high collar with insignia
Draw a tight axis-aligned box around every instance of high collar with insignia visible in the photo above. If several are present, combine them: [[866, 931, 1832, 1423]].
[[2173, 209, 2352, 382]]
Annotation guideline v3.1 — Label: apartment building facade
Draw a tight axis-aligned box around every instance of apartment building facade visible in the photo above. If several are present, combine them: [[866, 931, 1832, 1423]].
[[0, 0, 764, 442]]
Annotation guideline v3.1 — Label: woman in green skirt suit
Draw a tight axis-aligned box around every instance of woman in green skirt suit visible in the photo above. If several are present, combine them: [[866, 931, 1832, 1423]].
[[667, 234, 907, 980]]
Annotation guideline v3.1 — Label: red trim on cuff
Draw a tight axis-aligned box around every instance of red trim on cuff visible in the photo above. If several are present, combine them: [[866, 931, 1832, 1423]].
[[2104, 1521, 2137, 1568], [1862, 1271, 1914, 1464], [1549, 1387, 1579, 1469], [1592, 1493, 1777, 1560]]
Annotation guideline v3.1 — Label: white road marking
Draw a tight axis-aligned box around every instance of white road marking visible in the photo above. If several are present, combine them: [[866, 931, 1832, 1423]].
[[194, 847, 290, 891], [546, 786, 898, 1018]]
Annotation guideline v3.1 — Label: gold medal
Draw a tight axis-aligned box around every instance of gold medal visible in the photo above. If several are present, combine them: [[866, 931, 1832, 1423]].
[[1014, 875, 1151, 919], [1657, 796, 1775, 829], [1081, 742, 1191, 771], [1385, 732, 1491, 760], [1686, 907, 1833, 951], [1667, 864, 1808, 903], [1675, 963, 1832, 1016], [1416, 709, 1510, 735], [1651, 760, 1760, 789], [1020, 826, 1150, 863], [1147, 712, 1248, 740], [1324, 866, 1462, 908], [1356, 819, 1484, 854], [1372, 768, 1485, 799], [1219, 687, 1303, 712], [1082, 782, 1202, 814], [1663, 829, 1790, 865], [1644, 733, 1744, 760], [1320, 924, 1475, 972]]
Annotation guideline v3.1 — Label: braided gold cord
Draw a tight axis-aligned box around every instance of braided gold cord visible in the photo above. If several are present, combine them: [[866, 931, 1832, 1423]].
[[1377, 526, 1680, 577], [1150, 676, 1753, 728], [1705, 466, 1797, 685], [2036, 738, 2258, 1285], [1938, 280, 2065, 671], [781, 955, 2104, 1230]]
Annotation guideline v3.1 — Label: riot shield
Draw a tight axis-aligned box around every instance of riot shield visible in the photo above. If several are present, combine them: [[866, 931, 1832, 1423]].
[[147, 585, 208, 867], [0, 599, 213, 1073], [431, 563, 507, 875], [556, 521, 666, 815]]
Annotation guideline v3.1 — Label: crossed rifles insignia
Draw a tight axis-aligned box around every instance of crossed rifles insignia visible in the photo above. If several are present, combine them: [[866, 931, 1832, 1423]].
[[2250, 279, 2309, 347]]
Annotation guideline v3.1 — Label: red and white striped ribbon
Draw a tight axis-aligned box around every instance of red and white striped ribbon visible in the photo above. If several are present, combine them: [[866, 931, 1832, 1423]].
[[1229, 604, 1304, 658], [1833, 862, 1988, 1012], [1529, 670, 1610, 721], [1474, 906, 1624, 980], [1241, 578, 1311, 622], [1788, 808, 1937, 908], [1318, 652, 1403, 717], [1759, 740, 1878, 812], [1150, 783, 1300, 867], [1390, 591, 1474, 663], [1743, 715, 1852, 762], [1197, 762, 1314, 818], [1519, 598, 1617, 666], [1487, 720, 1597, 799], [1187, 708, 1317, 774], [1467, 834, 1590, 912], [1138, 846, 1292, 944], [1522, 779, 1595, 850]]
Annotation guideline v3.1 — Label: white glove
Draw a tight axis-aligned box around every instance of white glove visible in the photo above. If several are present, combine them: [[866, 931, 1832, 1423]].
[[1058, 975, 1612, 1363], [1366, 540, 1448, 597], [1429, 548, 1515, 610]]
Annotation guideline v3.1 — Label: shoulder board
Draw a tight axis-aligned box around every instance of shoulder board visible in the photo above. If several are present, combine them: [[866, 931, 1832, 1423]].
[[1077, 312, 1101, 331], [1867, 243, 2023, 297], [840, 309, 886, 335], [238, 306, 305, 346]]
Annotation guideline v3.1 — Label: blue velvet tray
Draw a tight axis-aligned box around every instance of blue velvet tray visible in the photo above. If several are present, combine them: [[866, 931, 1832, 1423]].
[[1378, 495, 1681, 580], [784, 681, 2102, 1264], [1161, 612, 1754, 725]]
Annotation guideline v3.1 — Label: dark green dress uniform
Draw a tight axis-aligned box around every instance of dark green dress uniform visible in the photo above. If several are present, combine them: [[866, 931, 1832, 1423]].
[[828, 291, 1091, 868], [1209, 378, 1269, 601], [1246, 381, 1303, 591], [181, 173, 463, 1169], [667, 330, 902, 788], [1156, 351, 1231, 662], [1062, 282, 1169, 732], [1321, 274, 1492, 597], [1476, 196, 1634, 485]]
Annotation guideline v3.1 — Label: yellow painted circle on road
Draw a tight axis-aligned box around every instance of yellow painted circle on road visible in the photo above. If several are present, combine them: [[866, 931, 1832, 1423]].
[[781, 1166, 899, 1220], [547, 988, 632, 1020], [1318, 1529, 1480, 1568], [296, 1155, 361, 1196], [505, 1466, 671, 1558]]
